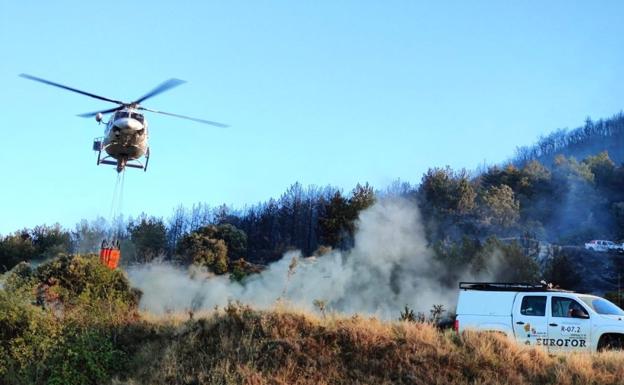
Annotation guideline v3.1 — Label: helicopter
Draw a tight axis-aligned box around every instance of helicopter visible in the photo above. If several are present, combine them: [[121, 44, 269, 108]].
[[20, 74, 228, 173]]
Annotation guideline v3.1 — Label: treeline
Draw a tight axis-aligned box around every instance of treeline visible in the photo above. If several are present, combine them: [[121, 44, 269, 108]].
[[420, 152, 624, 244], [2, 152, 624, 267], [3, 151, 622, 274], [0, 183, 376, 276], [512, 112, 624, 167]]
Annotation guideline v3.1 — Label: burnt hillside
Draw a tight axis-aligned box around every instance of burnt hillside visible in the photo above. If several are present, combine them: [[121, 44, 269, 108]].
[[512, 113, 624, 167]]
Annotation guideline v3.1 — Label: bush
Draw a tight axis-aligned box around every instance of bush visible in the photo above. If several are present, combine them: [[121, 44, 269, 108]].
[[0, 289, 62, 383], [0, 254, 138, 384], [33, 254, 140, 318], [46, 329, 126, 385]]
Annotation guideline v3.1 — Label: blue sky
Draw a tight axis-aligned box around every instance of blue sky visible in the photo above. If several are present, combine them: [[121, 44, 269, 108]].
[[0, 1, 622, 234]]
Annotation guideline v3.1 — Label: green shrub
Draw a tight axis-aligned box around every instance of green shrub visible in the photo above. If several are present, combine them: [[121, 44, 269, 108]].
[[0, 289, 62, 383], [0, 254, 141, 384], [34, 254, 140, 306], [46, 329, 126, 385]]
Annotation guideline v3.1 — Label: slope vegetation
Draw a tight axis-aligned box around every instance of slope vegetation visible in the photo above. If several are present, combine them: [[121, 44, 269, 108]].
[[115, 307, 624, 385], [3, 253, 624, 385]]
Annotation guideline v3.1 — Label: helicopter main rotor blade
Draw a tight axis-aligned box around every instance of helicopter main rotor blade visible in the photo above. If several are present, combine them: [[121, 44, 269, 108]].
[[139, 107, 229, 127], [77, 106, 123, 118], [133, 78, 186, 104], [20, 74, 126, 105]]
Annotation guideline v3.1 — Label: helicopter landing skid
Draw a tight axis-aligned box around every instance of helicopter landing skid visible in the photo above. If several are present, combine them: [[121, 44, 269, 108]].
[[97, 150, 149, 173]]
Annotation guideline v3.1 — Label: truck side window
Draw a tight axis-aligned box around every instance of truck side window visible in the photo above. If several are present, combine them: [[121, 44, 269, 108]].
[[520, 296, 546, 316], [552, 297, 589, 318]]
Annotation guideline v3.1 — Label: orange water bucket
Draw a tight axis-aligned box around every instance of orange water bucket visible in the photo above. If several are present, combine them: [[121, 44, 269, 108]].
[[99, 247, 121, 269]]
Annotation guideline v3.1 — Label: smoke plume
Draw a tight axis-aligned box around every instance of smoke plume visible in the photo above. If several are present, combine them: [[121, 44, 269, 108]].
[[127, 198, 457, 318]]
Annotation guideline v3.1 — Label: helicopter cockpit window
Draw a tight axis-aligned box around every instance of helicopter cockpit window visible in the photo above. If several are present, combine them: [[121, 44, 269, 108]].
[[131, 113, 144, 123], [115, 111, 130, 119]]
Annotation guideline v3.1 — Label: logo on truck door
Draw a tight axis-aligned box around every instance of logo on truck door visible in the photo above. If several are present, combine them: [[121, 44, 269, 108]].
[[521, 322, 544, 339], [517, 296, 548, 346], [535, 338, 587, 348]]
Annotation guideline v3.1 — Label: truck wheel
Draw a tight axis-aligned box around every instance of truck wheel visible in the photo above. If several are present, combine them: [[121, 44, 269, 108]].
[[598, 334, 624, 351]]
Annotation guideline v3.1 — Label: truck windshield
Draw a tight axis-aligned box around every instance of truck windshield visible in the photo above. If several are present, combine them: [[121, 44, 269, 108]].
[[579, 296, 624, 316]]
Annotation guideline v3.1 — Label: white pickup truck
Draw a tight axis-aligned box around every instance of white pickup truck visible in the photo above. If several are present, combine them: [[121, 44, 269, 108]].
[[584, 240, 624, 253], [455, 282, 624, 352]]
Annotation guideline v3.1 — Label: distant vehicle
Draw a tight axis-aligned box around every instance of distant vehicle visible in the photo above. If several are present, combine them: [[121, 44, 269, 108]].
[[584, 240, 624, 253], [20, 74, 228, 173], [455, 282, 624, 352]]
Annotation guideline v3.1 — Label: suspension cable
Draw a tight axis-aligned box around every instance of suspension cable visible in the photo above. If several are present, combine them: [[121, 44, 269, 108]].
[[108, 169, 127, 241]]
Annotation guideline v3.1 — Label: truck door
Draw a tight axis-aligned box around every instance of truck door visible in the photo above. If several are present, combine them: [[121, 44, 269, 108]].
[[547, 296, 592, 353], [512, 294, 549, 348]]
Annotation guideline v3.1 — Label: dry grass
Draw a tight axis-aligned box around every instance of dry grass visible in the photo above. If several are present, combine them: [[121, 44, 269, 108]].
[[111, 306, 624, 385]]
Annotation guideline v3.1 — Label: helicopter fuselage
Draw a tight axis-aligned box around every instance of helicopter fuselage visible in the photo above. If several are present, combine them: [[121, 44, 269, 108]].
[[94, 108, 151, 172], [103, 108, 149, 161]]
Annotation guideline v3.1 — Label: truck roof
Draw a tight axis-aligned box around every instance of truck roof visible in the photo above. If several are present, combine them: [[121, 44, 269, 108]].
[[456, 284, 576, 317], [459, 282, 572, 293]]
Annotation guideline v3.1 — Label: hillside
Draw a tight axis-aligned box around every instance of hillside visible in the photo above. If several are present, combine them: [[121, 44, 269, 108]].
[[7, 297, 624, 385], [512, 113, 624, 167], [2, 112, 624, 360], [3, 254, 624, 385], [115, 308, 624, 385], [4, 145, 624, 306]]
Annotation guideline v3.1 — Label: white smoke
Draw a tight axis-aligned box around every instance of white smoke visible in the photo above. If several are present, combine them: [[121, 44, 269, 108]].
[[127, 198, 457, 318]]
